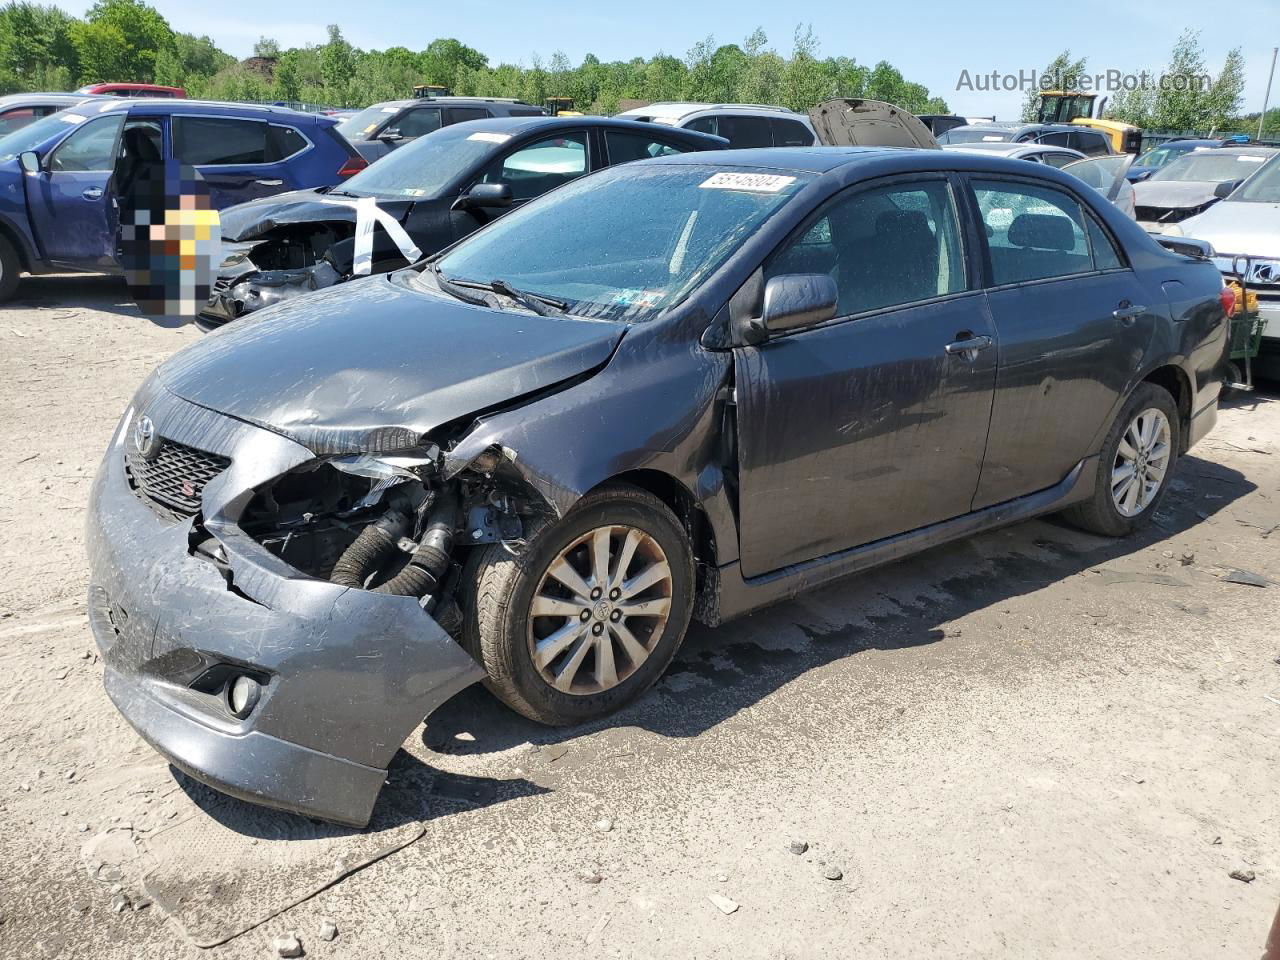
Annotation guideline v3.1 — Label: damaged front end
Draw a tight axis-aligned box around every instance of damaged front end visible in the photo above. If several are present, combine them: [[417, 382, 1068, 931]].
[[200, 228, 347, 327], [86, 374, 551, 827]]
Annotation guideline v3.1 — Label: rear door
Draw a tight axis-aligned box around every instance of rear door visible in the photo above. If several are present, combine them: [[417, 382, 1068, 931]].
[[24, 112, 124, 267], [172, 114, 303, 207], [734, 175, 997, 577], [965, 175, 1156, 507]]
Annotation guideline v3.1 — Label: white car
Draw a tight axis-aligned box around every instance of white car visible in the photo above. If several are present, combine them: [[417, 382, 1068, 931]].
[[613, 102, 818, 148]]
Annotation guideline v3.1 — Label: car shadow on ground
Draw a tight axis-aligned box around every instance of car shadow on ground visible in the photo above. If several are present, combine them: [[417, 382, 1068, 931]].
[[12, 274, 184, 323], [424, 452, 1256, 757]]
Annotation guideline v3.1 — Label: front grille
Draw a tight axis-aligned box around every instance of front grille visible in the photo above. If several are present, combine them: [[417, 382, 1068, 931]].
[[124, 439, 230, 519]]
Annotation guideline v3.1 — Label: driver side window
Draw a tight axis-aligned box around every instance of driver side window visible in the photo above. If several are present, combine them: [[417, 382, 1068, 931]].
[[49, 115, 125, 172], [481, 132, 588, 201]]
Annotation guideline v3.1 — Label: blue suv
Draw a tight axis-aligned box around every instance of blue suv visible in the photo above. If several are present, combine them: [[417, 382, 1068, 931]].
[[0, 99, 366, 300]]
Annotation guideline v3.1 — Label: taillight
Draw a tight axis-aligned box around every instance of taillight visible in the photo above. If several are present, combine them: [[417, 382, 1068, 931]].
[[1219, 285, 1235, 317], [337, 155, 367, 177]]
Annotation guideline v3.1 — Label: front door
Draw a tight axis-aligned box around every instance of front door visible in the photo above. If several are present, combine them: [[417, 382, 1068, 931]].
[[965, 176, 1157, 507], [734, 176, 998, 578], [25, 112, 124, 267]]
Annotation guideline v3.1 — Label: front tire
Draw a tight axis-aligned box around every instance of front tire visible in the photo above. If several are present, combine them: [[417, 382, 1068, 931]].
[[1063, 382, 1180, 537], [463, 484, 694, 726], [0, 234, 20, 302]]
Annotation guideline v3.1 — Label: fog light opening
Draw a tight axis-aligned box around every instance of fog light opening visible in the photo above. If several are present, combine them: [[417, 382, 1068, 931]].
[[226, 675, 262, 719]]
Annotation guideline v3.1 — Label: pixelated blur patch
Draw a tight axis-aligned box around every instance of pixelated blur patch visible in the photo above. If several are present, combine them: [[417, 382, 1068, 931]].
[[118, 161, 220, 319]]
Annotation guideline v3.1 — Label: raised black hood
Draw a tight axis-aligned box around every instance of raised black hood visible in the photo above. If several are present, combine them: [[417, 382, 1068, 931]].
[[156, 273, 625, 454], [219, 188, 413, 243]]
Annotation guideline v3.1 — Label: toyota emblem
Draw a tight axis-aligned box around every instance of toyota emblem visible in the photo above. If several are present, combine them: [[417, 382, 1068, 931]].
[[133, 414, 160, 459]]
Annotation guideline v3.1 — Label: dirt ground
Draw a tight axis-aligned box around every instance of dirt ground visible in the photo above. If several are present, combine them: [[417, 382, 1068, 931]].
[[1, 275, 1278, 959]]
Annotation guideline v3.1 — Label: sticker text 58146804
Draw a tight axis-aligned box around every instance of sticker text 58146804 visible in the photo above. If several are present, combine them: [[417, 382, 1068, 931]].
[[699, 172, 796, 193]]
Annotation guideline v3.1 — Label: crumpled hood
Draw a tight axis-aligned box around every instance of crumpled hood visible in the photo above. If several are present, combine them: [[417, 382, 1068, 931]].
[[1133, 179, 1221, 211], [219, 188, 412, 243], [808, 99, 940, 149], [155, 273, 625, 454], [1180, 201, 1280, 258]]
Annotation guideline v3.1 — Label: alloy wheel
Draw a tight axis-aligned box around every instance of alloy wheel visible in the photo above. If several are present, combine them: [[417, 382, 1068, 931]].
[[527, 524, 673, 695], [1111, 407, 1172, 517]]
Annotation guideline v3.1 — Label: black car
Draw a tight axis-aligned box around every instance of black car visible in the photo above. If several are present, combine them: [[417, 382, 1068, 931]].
[[334, 97, 546, 162], [90, 147, 1229, 826], [200, 116, 727, 327]]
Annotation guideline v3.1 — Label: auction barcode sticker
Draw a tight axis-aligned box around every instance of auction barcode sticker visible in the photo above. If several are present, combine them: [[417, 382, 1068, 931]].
[[468, 132, 512, 143], [699, 172, 796, 193]]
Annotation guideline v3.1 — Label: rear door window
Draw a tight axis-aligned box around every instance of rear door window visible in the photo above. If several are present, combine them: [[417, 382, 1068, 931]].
[[684, 116, 717, 136], [446, 107, 490, 125], [604, 130, 690, 164], [972, 179, 1095, 285], [1038, 131, 1073, 147], [715, 115, 772, 148], [1042, 152, 1080, 169], [174, 116, 269, 165], [1070, 131, 1107, 155], [771, 117, 814, 146]]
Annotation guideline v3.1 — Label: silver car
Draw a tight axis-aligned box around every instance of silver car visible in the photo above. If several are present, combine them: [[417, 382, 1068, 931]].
[[1171, 153, 1280, 377]]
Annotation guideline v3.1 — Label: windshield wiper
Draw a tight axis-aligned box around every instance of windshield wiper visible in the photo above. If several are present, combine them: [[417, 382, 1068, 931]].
[[466, 278, 567, 316], [428, 262, 489, 306]]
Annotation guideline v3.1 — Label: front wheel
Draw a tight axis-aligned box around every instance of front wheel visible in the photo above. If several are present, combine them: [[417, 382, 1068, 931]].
[[463, 484, 694, 726], [1062, 382, 1180, 537]]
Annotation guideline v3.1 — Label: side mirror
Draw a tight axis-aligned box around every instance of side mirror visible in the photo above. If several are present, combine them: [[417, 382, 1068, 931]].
[[1129, 168, 1153, 182], [19, 151, 40, 174], [452, 182, 513, 211], [1213, 178, 1242, 199], [379, 128, 404, 141], [761, 274, 838, 333]]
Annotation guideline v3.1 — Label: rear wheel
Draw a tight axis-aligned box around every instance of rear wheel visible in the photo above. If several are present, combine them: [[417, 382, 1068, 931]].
[[463, 484, 694, 726], [1063, 382, 1180, 536], [0, 234, 20, 302]]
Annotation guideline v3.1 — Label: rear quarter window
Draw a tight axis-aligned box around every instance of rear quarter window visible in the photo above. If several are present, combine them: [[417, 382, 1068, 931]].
[[771, 117, 814, 146]]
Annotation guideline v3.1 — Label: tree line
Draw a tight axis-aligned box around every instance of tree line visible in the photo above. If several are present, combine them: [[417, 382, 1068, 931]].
[[0, 0, 951, 114], [1024, 33, 1261, 133]]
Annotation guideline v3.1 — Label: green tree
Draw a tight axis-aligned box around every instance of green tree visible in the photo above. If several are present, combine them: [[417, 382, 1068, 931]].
[[1021, 50, 1087, 122], [254, 36, 279, 59], [1152, 29, 1211, 130], [71, 0, 172, 83], [0, 2, 79, 87], [780, 24, 831, 111], [272, 50, 302, 101], [320, 24, 355, 103], [1205, 47, 1245, 129], [419, 37, 487, 90]]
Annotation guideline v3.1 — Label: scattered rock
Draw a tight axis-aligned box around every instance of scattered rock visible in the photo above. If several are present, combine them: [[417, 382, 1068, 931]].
[[707, 893, 739, 915], [1180, 552, 1195, 566], [788, 840, 809, 856], [453, 731, 476, 742], [318, 920, 337, 941], [273, 933, 304, 957], [824, 865, 844, 881], [77, 823, 89, 833], [585, 914, 611, 944], [17, 783, 30, 792], [1211, 836, 1222, 845], [132, 897, 151, 912], [110, 891, 130, 913], [1229, 868, 1256, 883], [579, 870, 603, 885], [593, 818, 613, 833], [1222, 569, 1269, 588]]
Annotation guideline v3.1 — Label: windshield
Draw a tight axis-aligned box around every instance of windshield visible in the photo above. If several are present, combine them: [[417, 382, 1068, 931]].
[[939, 128, 1012, 144], [0, 110, 85, 161], [1150, 151, 1275, 183], [340, 125, 502, 199], [336, 105, 396, 141], [433, 163, 810, 322], [1135, 143, 1197, 169], [1234, 154, 1280, 203]]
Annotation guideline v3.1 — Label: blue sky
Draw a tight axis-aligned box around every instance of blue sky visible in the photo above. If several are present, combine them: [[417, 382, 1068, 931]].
[[77, 0, 1279, 120]]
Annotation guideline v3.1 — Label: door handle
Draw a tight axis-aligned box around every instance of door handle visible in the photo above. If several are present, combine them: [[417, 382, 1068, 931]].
[[81, 187, 103, 200], [945, 334, 993, 358], [255, 179, 283, 186], [1113, 301, 1146, 325]]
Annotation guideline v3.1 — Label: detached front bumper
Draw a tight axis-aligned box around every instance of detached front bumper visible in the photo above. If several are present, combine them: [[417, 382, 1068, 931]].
[[86, 379, 483, 826]]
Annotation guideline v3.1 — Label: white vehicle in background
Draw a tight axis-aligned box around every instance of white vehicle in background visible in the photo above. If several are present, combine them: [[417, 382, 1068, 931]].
[[613, 102, 818, 147], [1133, 146, 1278, 234], [1170, 154, 1280, 379]]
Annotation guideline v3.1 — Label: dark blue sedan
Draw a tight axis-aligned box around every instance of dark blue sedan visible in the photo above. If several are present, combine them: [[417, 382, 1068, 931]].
[[0, 99, 366, 300]]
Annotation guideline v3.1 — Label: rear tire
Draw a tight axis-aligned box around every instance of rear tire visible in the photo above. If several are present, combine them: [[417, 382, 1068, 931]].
[[462, 484, 694, 726], [0, 234, 20, 302], [1062, 382, 1180, 537]]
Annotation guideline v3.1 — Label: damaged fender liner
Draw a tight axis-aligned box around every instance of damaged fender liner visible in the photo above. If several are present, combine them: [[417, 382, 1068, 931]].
[[86, 380, 483, 826]]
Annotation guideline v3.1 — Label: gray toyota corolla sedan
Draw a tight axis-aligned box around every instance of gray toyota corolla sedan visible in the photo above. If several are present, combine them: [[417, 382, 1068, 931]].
[[88, 147, 1230, 826]]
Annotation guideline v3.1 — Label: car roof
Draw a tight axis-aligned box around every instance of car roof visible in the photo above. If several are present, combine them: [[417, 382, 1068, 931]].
[[616, 102, 806, 120], [0, 92, 100, 107], [76, 98, 332, 124], [435, 114, 728, 141], [643, 145, 1105, 179], [942, 142, 1082, 157], [366, 97, 540, 110]]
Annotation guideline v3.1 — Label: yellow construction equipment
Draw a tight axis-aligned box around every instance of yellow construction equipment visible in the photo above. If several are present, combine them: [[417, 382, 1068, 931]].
[[413, 84, 451, 99], [1037, 92, 1143, 154], [545, 97, 583, 117]]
